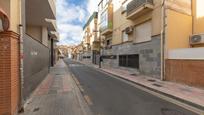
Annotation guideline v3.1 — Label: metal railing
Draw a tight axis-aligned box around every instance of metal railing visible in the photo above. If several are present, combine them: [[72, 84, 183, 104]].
[[127, 0, 153, 16]]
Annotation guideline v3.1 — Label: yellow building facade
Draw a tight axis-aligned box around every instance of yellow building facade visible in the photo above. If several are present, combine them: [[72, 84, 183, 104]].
[[165, 0, 204, 88], [98, 0, 162, 78], [97, 0, 204, 87], [82, 12, 100, 64]]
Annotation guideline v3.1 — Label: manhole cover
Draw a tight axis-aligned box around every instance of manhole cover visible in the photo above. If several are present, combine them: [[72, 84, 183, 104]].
[[152, 83, 162, 87], [33, 107, 40, 112], [55, 73, 62, 75], [147, 79, 156, 82], [161, 108, 185, 115], [48, 90, 57, 94], [130, 73, 137, 76]]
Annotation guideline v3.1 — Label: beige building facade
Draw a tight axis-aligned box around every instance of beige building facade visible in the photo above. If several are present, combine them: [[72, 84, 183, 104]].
[[82, 12, 100, 64], [164, 0, 204, 88], [98, 0, 162, 78], [0, 0, 59, 114], [97, 0, 204, 87]]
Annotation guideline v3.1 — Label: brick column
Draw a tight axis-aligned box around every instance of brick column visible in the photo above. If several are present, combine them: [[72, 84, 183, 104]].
[[0, 31, 20, 115]]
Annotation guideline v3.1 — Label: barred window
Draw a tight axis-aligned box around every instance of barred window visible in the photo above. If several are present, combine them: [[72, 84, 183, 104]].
[[119, 54, 139, 69]]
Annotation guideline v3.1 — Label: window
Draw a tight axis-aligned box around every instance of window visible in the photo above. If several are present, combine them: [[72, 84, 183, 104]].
[[119, 54, 139, 68], [122, 31, 128, 42], [106, 39, 112, 46], [134, 21, 151, 43], [100, 10, 108, 30], [104, 39, 112, 49], [83, 56, 91, 59], [107, 39, 110, 46], [119, 55, 126, 67], [102, 55, 117, 59]]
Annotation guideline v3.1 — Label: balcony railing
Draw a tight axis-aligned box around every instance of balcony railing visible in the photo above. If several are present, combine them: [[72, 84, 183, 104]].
[[99, 4, 113, 35], [127, 0, 153, 19]]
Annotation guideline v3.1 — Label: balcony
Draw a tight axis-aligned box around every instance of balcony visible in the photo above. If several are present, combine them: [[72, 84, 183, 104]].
[[92, 41, 100, 51], [99, 4, 113, 36], [26, 0, 56, 28], [50, 31, 59, 41], [127, 0, 154, 20], [45, 19, 57, 31]]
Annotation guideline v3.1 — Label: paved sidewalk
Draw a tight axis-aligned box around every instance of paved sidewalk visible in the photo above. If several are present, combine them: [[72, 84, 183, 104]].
[[78, 60, 204, 110], [20, 60, 92, 115]]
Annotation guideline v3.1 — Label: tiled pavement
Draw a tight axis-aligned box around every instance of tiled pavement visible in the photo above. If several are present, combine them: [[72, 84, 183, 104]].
[[78, 60, 204, 110], [20, 60, 92, 115]]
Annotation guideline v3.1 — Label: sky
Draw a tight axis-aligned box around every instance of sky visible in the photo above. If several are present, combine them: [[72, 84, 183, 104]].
[[56, 0, 100, 45]]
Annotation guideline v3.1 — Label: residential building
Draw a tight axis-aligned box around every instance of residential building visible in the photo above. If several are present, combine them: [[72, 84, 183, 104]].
[[0, 0, 58, 114], [98, 0, 161, 78], [73, 43, 84, 61], [24, 0, 59, 102], [98, 0, 204, 88], [57, 45, 75, 58], [82, 12, 100, 64], [163, 0, 204, 88], [57, 45, 69, 57]]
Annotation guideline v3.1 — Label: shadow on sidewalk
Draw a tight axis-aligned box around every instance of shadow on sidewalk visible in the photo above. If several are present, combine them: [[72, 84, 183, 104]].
[[19, 60, 92, 115]]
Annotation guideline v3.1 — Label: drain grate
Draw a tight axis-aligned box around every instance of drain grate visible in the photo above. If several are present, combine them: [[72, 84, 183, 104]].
[[33, 107, 40, 112], [161, 108, 184, 115], [55, 73, 62, 75], [130, 73, 137, 76], [152, 83, 162, 87], [147, 79, 156, 82], [48, 90, 57, 94]]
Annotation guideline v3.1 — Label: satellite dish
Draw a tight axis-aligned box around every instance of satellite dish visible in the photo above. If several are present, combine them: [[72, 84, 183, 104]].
[[0, 9, 10, 32]]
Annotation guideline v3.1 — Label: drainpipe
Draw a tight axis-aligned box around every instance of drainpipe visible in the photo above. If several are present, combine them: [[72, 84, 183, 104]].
[[161, 0, 166, 81], [19, 0, 24, 112]]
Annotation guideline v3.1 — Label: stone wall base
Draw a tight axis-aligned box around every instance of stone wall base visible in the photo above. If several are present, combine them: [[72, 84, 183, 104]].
[[102, 36, 161, 78]]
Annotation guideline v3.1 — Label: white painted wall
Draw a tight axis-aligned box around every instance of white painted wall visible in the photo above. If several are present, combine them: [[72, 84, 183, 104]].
[[168, 48, 204, 60]]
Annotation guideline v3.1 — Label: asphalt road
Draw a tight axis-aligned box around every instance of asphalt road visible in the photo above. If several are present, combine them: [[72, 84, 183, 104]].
[[65, 59, 197, 115]]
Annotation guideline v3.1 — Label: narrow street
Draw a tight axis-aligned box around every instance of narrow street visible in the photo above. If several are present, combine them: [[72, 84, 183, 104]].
[[65, 59, 197, 115]]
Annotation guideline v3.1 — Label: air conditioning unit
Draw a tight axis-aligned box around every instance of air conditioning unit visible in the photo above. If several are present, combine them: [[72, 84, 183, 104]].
[[125, 26, 133, 34], [190, 34, 204, 45]]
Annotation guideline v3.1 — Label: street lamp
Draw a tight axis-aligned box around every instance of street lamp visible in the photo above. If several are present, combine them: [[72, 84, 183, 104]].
[[0, 9, 9, 32]]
